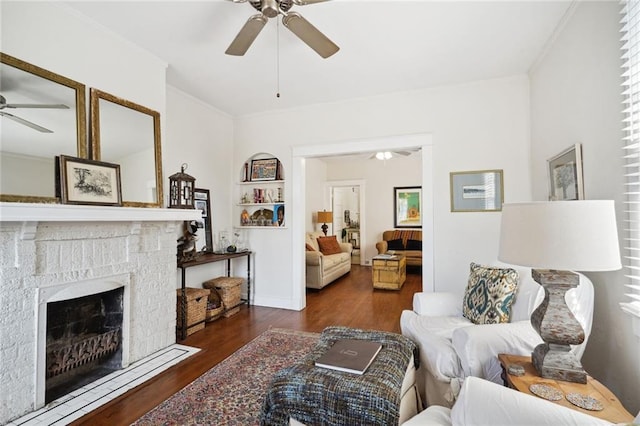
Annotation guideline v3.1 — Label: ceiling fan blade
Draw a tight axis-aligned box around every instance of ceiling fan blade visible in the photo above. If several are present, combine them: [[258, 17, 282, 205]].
[[292, 0, 331, 5], [394, 151, 412, 156], [0, 111, 53, 133], [282, 11, 339, 58], [225, 14, 268, 56], [5, 103, 69, 109]]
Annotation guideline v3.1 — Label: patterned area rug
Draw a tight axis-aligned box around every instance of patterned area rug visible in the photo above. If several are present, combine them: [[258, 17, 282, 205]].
[[132, 328, 320, 426]]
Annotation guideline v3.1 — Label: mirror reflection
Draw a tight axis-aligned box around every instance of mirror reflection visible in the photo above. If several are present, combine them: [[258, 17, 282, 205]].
[[90, 89, 163, 207], [0, 53, 87, 202]]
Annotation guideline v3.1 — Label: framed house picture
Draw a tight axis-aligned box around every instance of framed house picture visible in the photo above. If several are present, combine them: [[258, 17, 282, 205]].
[[58, 155, 122, 206], [450, 169, 503, 212], [194, 187, 213, 251], [394, 186, 422, 228], [250, 158, 279, 181], [547, 144, 584, 201]]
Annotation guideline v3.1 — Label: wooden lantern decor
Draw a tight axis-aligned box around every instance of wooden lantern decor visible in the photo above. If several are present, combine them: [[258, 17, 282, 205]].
[[168, 163, 196, 209]]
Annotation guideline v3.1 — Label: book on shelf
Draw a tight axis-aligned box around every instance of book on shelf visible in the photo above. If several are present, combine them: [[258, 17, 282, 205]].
[[314, 339, 382, 375]]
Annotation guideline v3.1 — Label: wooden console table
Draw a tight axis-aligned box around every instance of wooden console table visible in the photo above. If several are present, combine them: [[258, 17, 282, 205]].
[[498, 353, 633, 423], [177, 251, 252, 340]]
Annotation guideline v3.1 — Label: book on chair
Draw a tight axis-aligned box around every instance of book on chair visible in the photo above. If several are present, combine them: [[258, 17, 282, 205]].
[[314, 339, 382, 375]]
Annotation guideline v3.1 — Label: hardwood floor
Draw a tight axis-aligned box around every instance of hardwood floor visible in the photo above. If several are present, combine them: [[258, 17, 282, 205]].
[[72, 265, 421, 425]]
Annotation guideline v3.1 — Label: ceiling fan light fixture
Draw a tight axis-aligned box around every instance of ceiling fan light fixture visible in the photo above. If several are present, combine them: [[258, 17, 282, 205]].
[[375, 151, 392, 160]]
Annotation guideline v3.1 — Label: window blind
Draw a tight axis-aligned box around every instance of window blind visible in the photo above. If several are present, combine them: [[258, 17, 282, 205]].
[[621, 0, 640, 321]]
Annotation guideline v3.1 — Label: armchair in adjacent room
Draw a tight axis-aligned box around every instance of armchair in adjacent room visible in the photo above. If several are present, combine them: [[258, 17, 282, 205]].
[[399, 262, 594, 407]]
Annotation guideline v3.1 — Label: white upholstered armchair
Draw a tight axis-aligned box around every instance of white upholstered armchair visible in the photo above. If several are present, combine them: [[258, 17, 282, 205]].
[[400, 263, 594, 407]]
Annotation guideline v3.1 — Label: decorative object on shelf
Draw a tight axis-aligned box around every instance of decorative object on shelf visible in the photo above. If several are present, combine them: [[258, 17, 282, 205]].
[[240, 208, 250, 225], [194, 188, 213, 252], [168, 163, 196, 209], [243, 162, 249, 182], [250, 158, 279, 181], [317, 210, 333, 236], [177, 220, 199, 264], [57, 155, 122, 206], [498, 201, 621, 383], [273, 204, 284, 227], [450, 170, 503, 212], [547, 143, 584, 201], [394, 186, 422, 227]]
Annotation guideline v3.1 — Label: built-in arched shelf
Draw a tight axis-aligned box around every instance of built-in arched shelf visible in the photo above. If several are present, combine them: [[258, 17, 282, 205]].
[[236, 153, 285, 228]]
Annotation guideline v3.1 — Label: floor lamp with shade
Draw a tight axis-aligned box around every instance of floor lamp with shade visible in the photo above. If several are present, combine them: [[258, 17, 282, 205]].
[[498, 200, 621, 383]]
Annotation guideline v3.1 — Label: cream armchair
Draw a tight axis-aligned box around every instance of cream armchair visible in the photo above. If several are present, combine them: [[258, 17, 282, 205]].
[[403, 376, 619, 426], [400, 263, 594, 407]]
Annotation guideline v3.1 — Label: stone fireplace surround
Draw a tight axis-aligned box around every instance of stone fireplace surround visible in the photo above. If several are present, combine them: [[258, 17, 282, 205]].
[[0, 203, 200, 424]]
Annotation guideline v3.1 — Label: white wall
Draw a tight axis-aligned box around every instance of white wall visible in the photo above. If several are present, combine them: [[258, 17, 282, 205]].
[[166, 86, 235, 286], [234, 75, 532, 309], [530, 1, 639, 412]]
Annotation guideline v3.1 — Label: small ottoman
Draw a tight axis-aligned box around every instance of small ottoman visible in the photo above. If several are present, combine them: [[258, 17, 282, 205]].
[[203, 276, 243, 317]]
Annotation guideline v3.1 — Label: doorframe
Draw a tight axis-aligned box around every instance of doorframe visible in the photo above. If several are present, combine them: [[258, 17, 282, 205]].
[[326, 180, 366, 265], [291, 133, 434, 310]]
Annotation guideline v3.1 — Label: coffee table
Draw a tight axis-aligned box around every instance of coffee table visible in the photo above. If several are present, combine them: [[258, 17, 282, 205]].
[[372, 253, 406, 290]]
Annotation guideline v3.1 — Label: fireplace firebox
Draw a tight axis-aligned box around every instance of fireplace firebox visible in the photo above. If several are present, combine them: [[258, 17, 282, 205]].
[[45, 287, 124, 403]]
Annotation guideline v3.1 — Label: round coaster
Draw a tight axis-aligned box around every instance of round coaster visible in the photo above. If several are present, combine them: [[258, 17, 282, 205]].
[[529, 383, 563, 401], [566, 393, 604, 411]]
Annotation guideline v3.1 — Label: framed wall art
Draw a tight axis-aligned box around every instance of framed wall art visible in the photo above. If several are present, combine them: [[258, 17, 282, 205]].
[[250, 158, 279, 181], [547, 143, 584, 201], [450, 169, 503, 212], [394, 186, 422, 228], [194, 187, 213, 251], [58, 155, 122, 206]]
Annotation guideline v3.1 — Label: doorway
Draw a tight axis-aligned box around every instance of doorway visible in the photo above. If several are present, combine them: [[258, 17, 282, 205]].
[[291, 133, 435, 311], [329, 181, 365, 265]]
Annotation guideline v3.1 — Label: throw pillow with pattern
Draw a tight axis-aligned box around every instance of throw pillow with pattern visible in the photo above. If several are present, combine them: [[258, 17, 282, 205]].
[[462, 262, 519, 324]]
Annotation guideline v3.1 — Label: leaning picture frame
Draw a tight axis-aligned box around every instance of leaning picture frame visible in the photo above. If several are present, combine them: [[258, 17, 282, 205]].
[[250, 158, 279, 181], [547, 144, 584, 201], [58, 155, 122, 206], [450, 169, 503, 212], [194, 187, 213, 252], [394, 186, 422, 228]]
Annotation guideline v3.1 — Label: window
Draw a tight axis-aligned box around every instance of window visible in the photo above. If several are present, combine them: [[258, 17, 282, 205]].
[[620, 0, 640, 323]]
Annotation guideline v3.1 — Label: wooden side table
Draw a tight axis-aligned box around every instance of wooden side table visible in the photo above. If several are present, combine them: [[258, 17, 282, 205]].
[[372, 254, 406, 290], [498, 353, 633, 423]]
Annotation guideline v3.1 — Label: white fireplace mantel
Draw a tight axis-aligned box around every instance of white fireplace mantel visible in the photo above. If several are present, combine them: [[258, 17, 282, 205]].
[[0, 202, 202, 223]]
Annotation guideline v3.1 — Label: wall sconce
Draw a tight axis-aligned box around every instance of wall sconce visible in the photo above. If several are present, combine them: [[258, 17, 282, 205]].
[[317, 210, 333, 236], [168, 163, 196, 209]]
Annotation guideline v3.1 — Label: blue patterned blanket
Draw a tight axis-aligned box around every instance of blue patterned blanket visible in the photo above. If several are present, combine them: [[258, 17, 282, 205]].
[[260, 326, 418, 426]]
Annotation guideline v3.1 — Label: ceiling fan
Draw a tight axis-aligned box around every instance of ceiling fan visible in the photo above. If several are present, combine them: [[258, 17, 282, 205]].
[[370, 149, 421, 160], [0, 94, 69, 133], [225, 0, 339, 58]]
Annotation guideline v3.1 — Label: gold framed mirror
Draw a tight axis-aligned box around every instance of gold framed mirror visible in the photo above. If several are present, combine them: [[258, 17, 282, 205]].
[[90, 88, 163, 208], [0, 52, 87, 203]]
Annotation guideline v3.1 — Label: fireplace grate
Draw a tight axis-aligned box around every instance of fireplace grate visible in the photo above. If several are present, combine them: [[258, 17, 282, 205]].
[[46, 328, 121, 378]]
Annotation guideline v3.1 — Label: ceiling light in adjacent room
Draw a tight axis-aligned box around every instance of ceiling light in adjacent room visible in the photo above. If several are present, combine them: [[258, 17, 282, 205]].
[[375, 152, 392, 160]]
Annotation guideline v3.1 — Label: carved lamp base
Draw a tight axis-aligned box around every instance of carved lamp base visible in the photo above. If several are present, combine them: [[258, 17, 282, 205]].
[[530, 269, 587, 384]]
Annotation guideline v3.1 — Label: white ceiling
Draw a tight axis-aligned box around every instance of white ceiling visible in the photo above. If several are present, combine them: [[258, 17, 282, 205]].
[[65, 0, 573, 117]]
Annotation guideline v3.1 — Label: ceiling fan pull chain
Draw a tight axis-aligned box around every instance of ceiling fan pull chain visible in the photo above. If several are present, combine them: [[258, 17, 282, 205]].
[[276, 15, 281, 98]]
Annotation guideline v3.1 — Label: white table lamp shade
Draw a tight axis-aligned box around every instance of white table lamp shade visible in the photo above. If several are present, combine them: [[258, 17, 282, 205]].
[[498, 201, 621, 272]]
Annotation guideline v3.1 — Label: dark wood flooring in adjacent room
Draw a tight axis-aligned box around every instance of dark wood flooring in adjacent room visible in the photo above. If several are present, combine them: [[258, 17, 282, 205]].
[[72, 264, 422, 425]]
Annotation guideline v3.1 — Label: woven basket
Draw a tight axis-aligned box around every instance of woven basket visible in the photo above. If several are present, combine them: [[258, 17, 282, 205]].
[[203, 276, 243, 318], [176, 287, 210, 336], [206, 302, 225, 322]]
